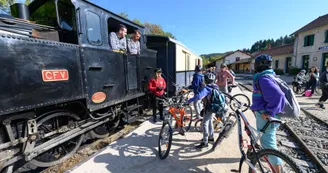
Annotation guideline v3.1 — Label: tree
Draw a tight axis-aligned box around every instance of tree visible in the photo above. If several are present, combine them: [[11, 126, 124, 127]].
[[144, 21, 176, 39], [132, 19, 143, 26], [117, 12, 128, 19], [116, 12, 176, 39], [247, 35, 295, 53], [0, 0, 32, 14]]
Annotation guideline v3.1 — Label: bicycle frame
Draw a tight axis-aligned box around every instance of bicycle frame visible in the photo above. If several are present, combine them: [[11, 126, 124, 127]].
[[235, 108, 282, 173], [235, 109, 263, 172], [167, 106, 187, 128]]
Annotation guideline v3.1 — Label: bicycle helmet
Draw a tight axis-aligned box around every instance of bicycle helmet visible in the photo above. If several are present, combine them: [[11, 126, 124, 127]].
[[254, 54, 272, 72], [204, 73, 215, 84], [300, 69, 306, 73], [195, 65, 202, 72]]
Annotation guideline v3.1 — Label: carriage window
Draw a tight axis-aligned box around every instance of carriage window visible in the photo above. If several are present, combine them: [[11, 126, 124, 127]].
[[86, 11, 102, 45]]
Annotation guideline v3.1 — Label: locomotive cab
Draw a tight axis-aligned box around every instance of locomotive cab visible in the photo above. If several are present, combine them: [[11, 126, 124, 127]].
[[0, 0, 157, 172]]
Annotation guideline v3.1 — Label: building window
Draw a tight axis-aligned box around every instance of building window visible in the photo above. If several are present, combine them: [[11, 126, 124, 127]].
[[325, 30, 328, 43], [275, 60, 279, 69], [304, 34, 314, 47], [236, 57, 240, 61], [86, 11, 102, 45], [302, 55, 310, 70]]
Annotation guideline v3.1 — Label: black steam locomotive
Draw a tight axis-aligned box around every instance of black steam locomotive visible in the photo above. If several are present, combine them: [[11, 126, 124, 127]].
[[0, 0, 203, 171], [0, 0, 159, 172]]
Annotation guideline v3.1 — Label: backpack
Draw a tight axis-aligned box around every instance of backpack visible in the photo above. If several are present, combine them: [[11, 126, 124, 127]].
[[205, 87, 226, 114], [255, 74, 300, 118]]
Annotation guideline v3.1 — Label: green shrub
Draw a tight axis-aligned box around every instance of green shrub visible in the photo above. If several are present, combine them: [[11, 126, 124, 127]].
[[274, 69, 284, 75], [290, 67, 301, 75]]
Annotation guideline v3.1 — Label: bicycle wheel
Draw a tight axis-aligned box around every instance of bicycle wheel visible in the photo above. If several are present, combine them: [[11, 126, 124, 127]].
[[183, 107, 193, 132], [248, 148, 301, 173], [194, 119, 203, 132], [184, 105, 194, 122], [230, 94, 250, 112], [315, 86, 322, 95], [211, 120, 234, 151], [158, 122, 173, 159], [292, 85, 300, 94]]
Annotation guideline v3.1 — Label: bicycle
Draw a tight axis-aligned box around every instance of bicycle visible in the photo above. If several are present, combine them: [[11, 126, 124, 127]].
[[292, 78, 322, 95], [211, 92, 301, 173], [171, 82, 194, 118], [194, 92, 250, 132], [157, 95, 193, 159]]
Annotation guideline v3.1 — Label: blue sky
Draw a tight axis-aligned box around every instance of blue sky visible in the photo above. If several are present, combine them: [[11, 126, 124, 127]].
[[90, 0, 327, 55]]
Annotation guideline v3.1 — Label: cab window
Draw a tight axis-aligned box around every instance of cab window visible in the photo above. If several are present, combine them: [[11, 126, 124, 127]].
[[86, 11, 102, 45], [107, 18, 142, 53], [29, 0, 77, 44]]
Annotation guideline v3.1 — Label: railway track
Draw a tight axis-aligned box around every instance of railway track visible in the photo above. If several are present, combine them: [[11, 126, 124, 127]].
[[238, 80, 328, 173]]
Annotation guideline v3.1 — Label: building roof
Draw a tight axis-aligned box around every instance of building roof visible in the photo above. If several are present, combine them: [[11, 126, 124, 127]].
[[146, 35, 200, 58], [253, 44, 293, 58], [206, 50, 252, 67], [234, 57, 255, 64], [292, 14, 328, 35]]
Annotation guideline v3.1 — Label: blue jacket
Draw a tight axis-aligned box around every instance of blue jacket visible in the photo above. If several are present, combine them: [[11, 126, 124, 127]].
[[187, 83, 218, 103], [250, 69, 285, 117], [188, 72, 204, 94]]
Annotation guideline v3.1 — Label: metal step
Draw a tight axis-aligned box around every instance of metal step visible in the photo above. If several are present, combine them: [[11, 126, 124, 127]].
[[125, 105, 143, 112]]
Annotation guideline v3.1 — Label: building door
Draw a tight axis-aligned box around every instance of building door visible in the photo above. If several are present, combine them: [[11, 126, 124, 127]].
[[302, 55, 310, 71], [322, 53, 328, 72], [235, 64, 240, 73], [285, 57, 292, 74]]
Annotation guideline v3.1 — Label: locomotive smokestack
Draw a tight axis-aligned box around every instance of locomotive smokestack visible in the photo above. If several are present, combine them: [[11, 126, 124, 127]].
[[10, 3, 30, 20]]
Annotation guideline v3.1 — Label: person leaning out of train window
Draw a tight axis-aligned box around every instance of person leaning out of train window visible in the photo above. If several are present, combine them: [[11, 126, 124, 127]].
[[148, 68, 167, 122], [109, 24, 127, 53], [127, 30, 141, 55]]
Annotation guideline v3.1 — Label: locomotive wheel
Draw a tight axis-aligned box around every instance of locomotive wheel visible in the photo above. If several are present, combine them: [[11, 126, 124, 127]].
[[89, 114, 121, 139], [29, 111, 84, 167]]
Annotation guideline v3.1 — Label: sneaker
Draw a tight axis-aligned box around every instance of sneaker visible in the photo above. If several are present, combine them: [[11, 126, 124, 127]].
[[199, 138, 215, 142], [320, 104, 326, 109], [316, 103, 326, 109], [195, 142, 208, 149]]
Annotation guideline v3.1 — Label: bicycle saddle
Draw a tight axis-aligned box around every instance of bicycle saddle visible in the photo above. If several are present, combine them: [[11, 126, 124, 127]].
[[267, 116, 282, 124]]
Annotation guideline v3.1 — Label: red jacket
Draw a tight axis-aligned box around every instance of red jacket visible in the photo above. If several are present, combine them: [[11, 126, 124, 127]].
[[148, 77, 166, 96]]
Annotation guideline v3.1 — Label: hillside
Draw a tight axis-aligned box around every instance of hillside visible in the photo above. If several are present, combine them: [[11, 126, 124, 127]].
[[200, 51, 233, 66], [200, 51, 232, 59]]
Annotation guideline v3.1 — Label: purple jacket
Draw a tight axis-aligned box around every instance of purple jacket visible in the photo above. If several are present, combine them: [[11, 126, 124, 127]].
[[187, 84, 218, 103], [250, 69, 285, 117]]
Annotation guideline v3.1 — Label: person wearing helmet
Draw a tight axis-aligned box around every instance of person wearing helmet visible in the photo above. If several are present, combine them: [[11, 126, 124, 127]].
[[250, 54, 285, 170], [148, 68, 166, 122], [295, 69, 306, 83], [216, 63, 235, 93], [187, 65, 205, 119], [185, 73, 221, 148]]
